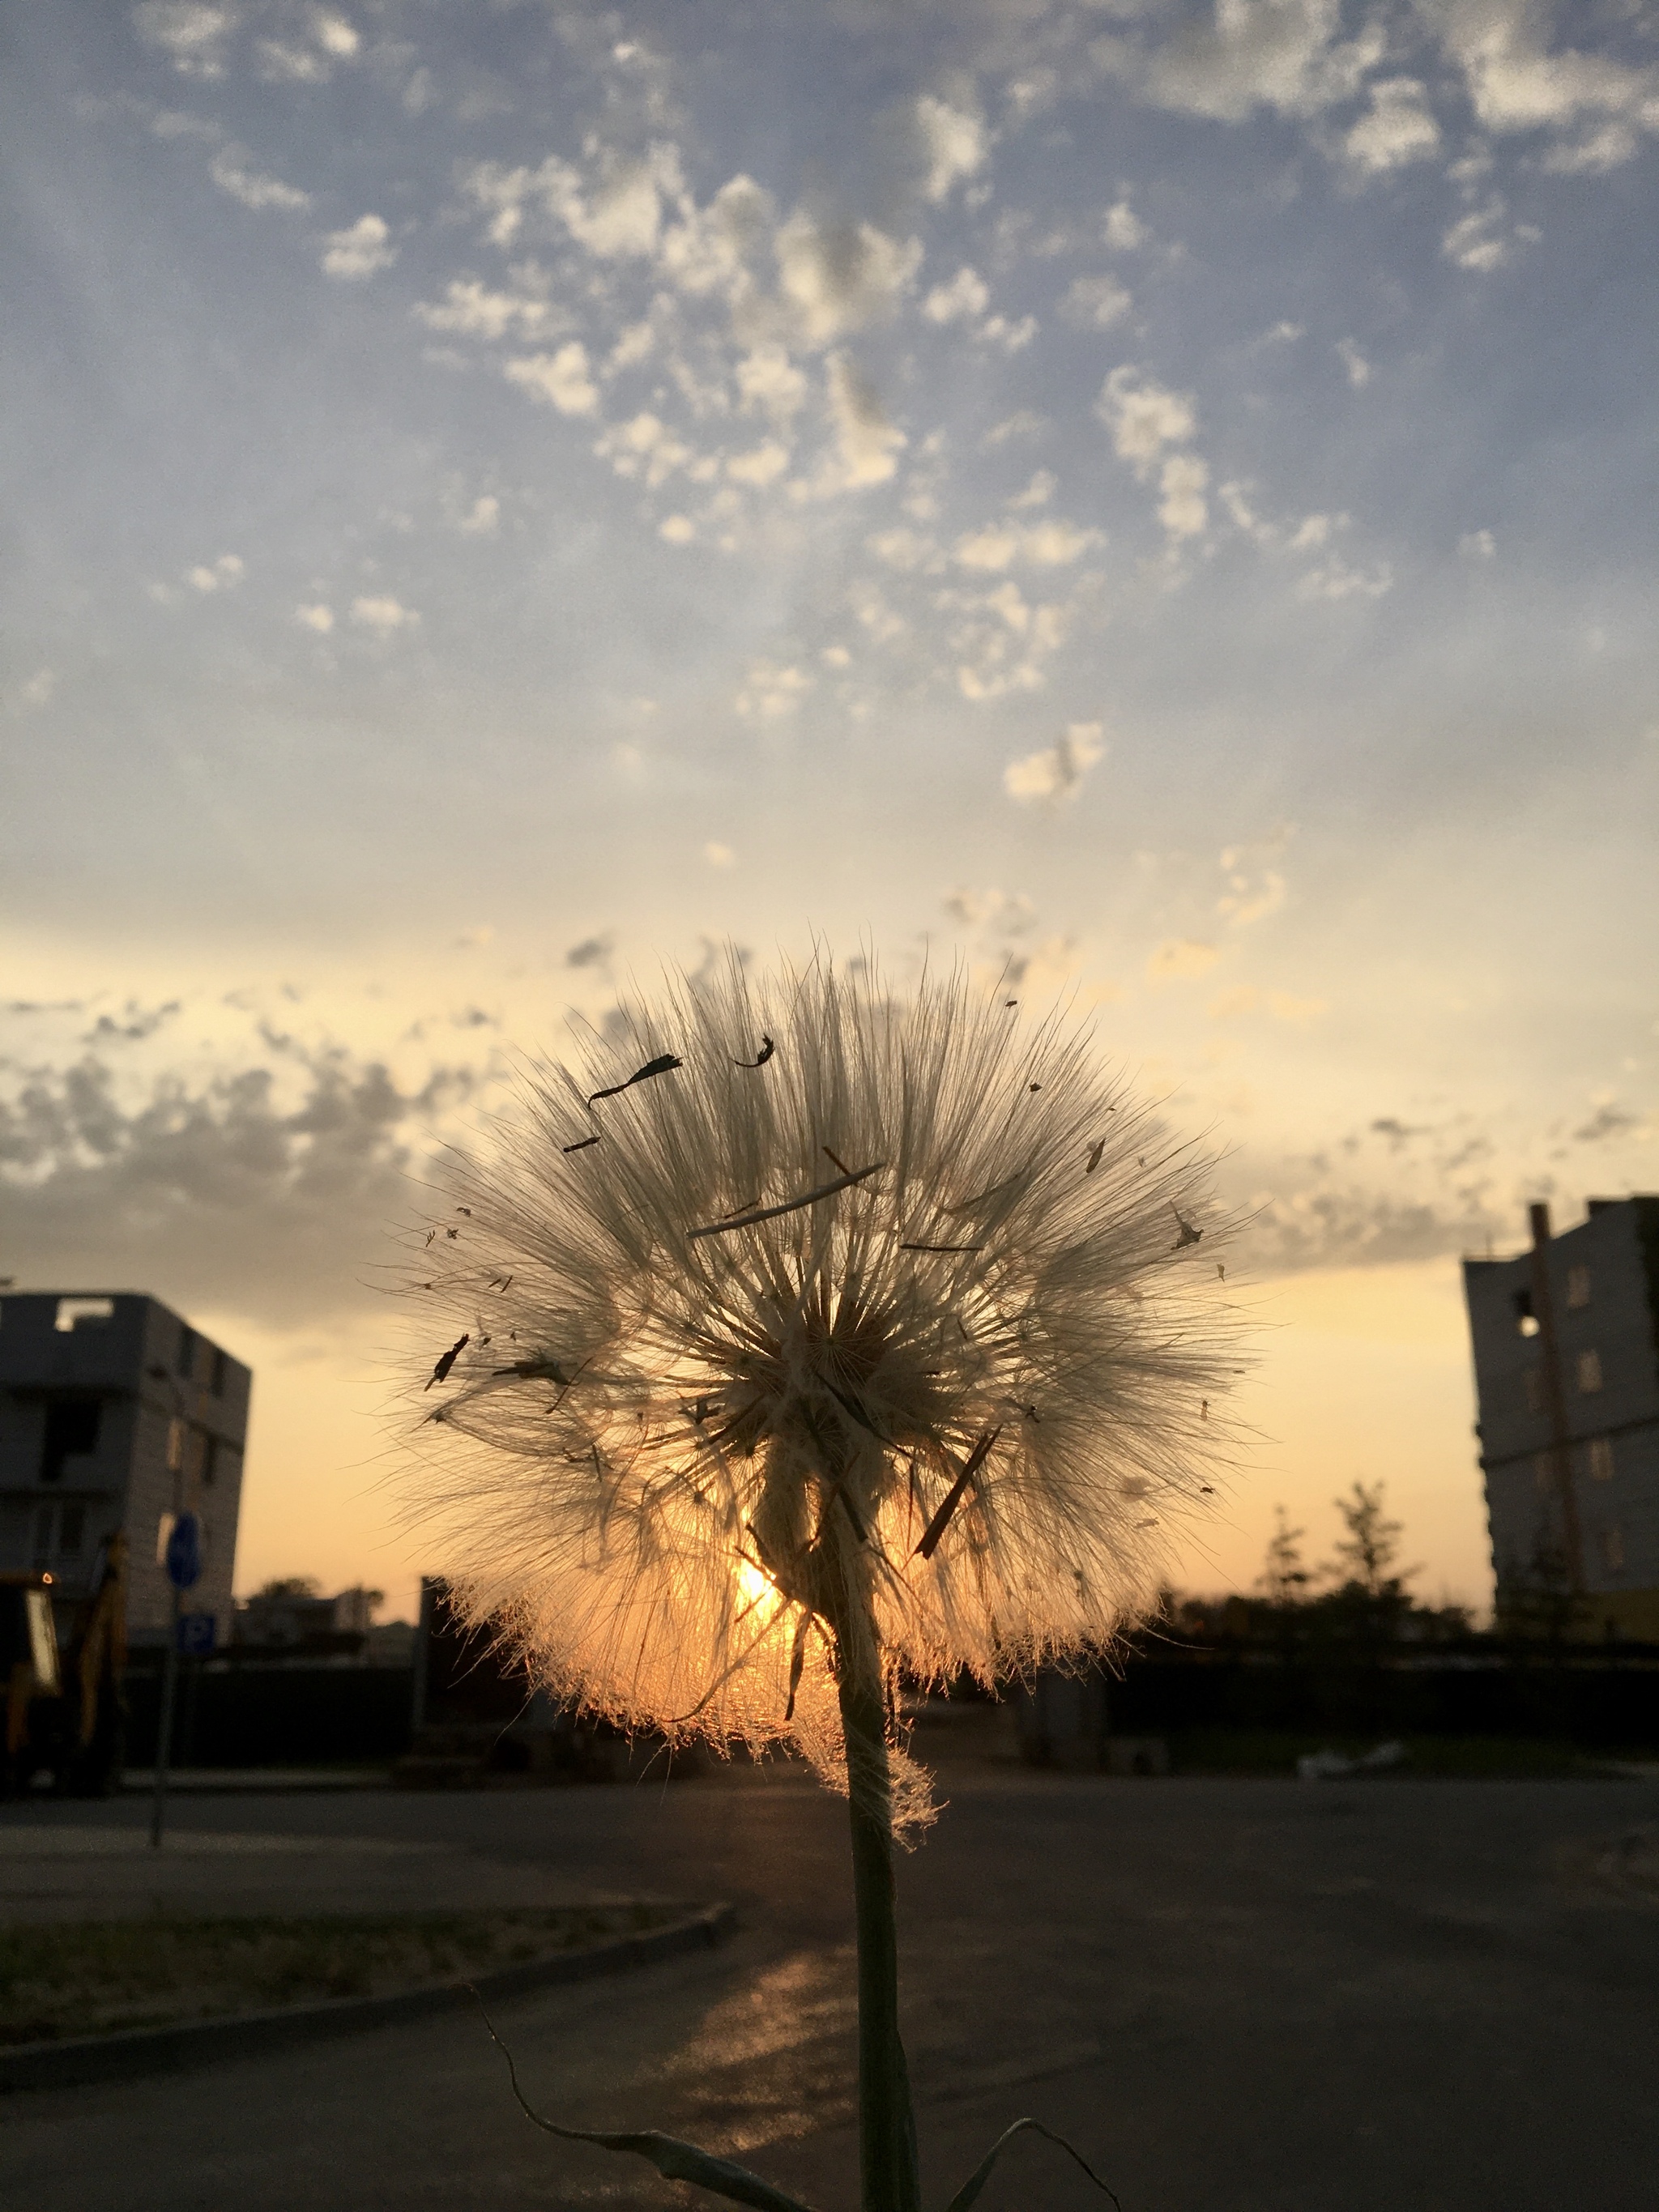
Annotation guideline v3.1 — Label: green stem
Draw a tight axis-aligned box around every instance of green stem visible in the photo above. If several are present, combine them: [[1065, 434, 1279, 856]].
[[836, 1645, 922, 2212]]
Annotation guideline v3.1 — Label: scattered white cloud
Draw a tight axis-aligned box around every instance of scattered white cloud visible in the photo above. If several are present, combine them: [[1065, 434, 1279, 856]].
[[458, 495, 500, 536], [1295, 555, 1392, 601], [208, 146, 312, 212], [1102, 198, 1145, 251], [980, 410, 1046, 449], [132, 2, 234, 76], [1098, 0, 1384, 126], [736, 344, 808, 423], [923, 266, 991, 325], [415, 279, 562, 341], [915, 94, 988, 203], [593, 409, 695, 485], [1459, 529, 1496, 560], [1157, 453, 1209, 539], [812, 352, 906, 494], [659, 514, 696, 544], [1432, 4, 1659, 158], [505, 342, 599, 416], [1147, 938, 1220, 982], [703, 841, 736, 867], [1097, 367, 1197, 475], [953, 518, 1103, 570], [1006, 469, 1055, 510], [16, 668, 56, 710], [736, 659, 812, 717], [727, 441, 790, 487], [349, 595, 420, 633], [321, 213, 395, 280], [774, 211, 921, 347], [1060, 275, 1133, 330], [1336, 337, 1371, 388], [867, 527, 941, 573], [187, 553, 244, 592], [1004, 722, 1105, 803], [1442, 202, 1513, 273], [1343, 76, 1441, 172], [294, 603, 335, 633]]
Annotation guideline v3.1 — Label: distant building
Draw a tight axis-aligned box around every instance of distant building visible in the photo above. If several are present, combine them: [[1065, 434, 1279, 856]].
[[1464, 1200, 1659, 1639], [234, 1582, 386, 1660], [0, 1292, 250, 1650]]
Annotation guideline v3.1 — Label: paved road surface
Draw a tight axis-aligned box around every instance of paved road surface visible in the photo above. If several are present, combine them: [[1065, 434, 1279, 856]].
[[2, 1767, 1656, 2211]]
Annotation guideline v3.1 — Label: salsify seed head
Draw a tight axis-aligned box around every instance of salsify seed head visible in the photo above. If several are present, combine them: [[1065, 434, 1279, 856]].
[[390, 953, 1246, 1813]]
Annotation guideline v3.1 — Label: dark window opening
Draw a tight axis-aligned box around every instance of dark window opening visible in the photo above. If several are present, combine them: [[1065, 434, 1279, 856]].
[[211, 1347, 228, 1397], [177, 1325, 195, 1379], [41, 1398, 101, 1484], [58, 1503, 85, 1556], [1510, 1288, 1539, 1338], [202, 1436, 219, 1487]]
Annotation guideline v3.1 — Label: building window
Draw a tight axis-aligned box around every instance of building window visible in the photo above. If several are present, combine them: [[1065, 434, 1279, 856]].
[[1600, 1525, 1625, 1573], [1588, 1437, 1615, 1482], [1576, 1349, 1603, 1395], [1566, 1265, 1591, 1310], [1511, 1289, 1539, 1337], [211, 1347, 228, 1397], [1524, 1368, 1546, 1415], [40, 1398, 101, 1484], [32, 1501, 86, 1564], [177, 1324, 195, 1379]]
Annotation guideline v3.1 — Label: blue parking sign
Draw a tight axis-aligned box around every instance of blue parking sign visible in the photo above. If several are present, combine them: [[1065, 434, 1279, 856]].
[[177, 1613, 216, 1656], [164, 1511, 203, 1590]]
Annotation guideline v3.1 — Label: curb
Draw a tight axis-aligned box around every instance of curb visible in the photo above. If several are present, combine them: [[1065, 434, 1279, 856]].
[[0, 1903, 735, 2094]]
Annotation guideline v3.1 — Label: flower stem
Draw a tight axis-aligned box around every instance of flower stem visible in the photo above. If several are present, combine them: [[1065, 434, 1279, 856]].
[[835, 1646, 922, 2212]]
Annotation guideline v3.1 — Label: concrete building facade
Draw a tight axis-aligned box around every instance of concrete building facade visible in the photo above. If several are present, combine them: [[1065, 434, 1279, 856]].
[[0, 1291, 250, 1649], [1464, 1198, 1659, 1640]]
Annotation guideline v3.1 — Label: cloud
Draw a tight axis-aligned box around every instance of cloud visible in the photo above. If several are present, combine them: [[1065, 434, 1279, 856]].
[[981, 410, 1046, 449], [208, 147, 312, 212], [1097, 367, 1196, 475], [922, 266, 991, 325], [132, 2, 234, 76], [1343, 75, 1442, 172], [0, 1046, 470, 1328], [727, 441, 790, 487], [1459, 529, 1496, 560], [593, 410, 696, 485], [187, 553, 244, 592], [736, 344, 808, 422], [1157, 453, 1209, 539], [1294, 555, 1392, 601], [1060, 275, 1132, 330], [1003, 722, 1105, 803], [458, 495, 499, 536], [1147, 939, 1220, 982], [1102, 198, 1145, 251], [735, 659, 812, 717], [1573, 1101, 1641, 1143], [813, 352, 906, 493], [564, 934, 614, 970], [16, 668, 56, 710], [321, 214, 396, 280], [505, 342, 599, 416], [1098, 0, 1383, 125], [774, 212, 921, 347], [915, 94, 988, 203], [1431, 2, 1659, 155], [953, 518, 1103, 571], [294, 603, 334, 633], [1336, 338, 1371, 387], [1442, 202, 1516, 273], [659, 514, 695, 544], [703, 841, 736, 867], [415, 280, 563, 341], [349, 595, 419, 633]]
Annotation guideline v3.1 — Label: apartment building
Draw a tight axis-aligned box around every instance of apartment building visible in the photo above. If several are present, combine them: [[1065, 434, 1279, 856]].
[[1463, 1199, 1659, 1640]]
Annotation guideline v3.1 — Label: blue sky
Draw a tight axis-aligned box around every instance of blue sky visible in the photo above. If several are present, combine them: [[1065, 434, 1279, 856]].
[[3, 0, 1657, 1611]]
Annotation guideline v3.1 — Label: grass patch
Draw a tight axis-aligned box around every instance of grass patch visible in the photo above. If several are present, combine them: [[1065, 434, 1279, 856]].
[[1166, 1730, 1634, 1779], [0, 1902, 674, 2047]]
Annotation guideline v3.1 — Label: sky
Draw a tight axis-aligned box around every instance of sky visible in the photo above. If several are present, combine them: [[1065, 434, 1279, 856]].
[[2, 0, 1657, 1624]]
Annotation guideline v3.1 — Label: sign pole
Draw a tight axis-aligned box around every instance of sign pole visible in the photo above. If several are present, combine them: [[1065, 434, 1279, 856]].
[[149, 1588, 180, 1850]]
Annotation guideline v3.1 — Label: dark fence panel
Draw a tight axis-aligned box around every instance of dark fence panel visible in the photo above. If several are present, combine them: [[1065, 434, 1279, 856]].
[[1088, 1656, 1659, 1747], [123, 1664, 415, 1767]]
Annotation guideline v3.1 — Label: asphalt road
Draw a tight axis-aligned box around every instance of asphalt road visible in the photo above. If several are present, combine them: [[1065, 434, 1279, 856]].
[[2, 1765, 1657, 2212]]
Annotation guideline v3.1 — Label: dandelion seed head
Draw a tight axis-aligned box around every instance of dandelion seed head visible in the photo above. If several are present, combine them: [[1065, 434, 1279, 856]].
[[390, 953, 1245, 1818]]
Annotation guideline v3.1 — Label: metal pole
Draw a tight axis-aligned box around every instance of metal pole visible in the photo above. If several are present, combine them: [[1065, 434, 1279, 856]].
[[150, 1591, 179, 1848]]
